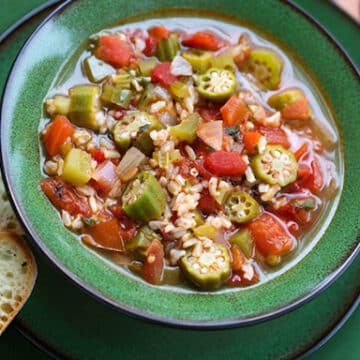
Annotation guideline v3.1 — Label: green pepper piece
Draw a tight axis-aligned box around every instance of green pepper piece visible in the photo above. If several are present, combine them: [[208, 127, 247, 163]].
[[170, 81, 190, 99], [134, 118, 163, 156], [46, 95, 70, 116], [135, 76, 152, 87], [133, 131, 154, 156], [193, 224, 217, 240], [134, 122, 164, 156], [101, 84, 132, 108], [126, 225, 160, 258], [211, 54, 236, 72], [152, 150, 183, 169], [113, 128, 130, 153], [267, 89, 304, 110], [61, 148, 92, 186], [138, 58, 158, 77], [180, 243, 230, 290], [197, 68, 237, 102], [122, 171, 166, 223], [113, 111, 162, 154], [69, 85, 100, 130], [84, 55, 114, 83], [114, 88, 132, 108], [138, 83, 169, 111], [112, 71, 131, 89], [251, 145, 298, 187], [156, 33, 180, 61], [268, 89, 311, 120], [169, 113, 200, 143], [182, 49, 212, 73], [225, 192, 261, 224], [229, 228, 254, 258], [137, 84, 154, 111], [240, 49, 283, 90]]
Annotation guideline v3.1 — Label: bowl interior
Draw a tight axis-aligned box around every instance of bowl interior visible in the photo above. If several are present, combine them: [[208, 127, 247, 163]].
[[1, 0, 359, 327]]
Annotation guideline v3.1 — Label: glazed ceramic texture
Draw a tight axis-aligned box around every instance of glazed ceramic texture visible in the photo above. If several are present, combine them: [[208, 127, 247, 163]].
[[1, 0, 359, 327]]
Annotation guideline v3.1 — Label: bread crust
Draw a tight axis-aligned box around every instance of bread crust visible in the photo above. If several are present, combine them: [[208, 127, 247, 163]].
[[0, 230, 37, 336]]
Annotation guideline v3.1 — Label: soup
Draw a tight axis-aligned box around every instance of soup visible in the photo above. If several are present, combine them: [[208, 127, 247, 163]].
[[39, 17, 339, 290]]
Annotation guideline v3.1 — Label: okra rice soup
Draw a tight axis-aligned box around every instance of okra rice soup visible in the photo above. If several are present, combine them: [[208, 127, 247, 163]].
[[40, 17, 340, 291]]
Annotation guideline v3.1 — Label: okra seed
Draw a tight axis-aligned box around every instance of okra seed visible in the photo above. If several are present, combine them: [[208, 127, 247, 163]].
[[283, 170, 290, 177], [272, 150, 281, 158]]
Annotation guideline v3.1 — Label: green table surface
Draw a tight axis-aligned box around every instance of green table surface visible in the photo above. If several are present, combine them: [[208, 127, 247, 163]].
[[0, 0, 359, 358]]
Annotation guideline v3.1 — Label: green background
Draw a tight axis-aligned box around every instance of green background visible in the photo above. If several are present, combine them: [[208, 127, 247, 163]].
[[0, 0, 359, 358]]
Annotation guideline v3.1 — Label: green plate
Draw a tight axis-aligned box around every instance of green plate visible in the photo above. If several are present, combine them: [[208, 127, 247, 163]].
[[1, 3, 359, 359], [14, 247, 360, 359], [1, 0, 359, 327]]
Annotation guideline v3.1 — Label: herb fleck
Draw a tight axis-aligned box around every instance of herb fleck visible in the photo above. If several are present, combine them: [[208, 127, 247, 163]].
[[225, 125, 241, 141], [83, 218, 97, 227], [139, 124, 150, 133]]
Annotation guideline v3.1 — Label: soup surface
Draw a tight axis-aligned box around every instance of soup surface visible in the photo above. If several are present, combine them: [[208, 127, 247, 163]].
[[39, 17, 339, 290]]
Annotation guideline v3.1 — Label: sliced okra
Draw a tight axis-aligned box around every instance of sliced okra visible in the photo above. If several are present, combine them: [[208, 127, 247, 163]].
[[251, 145, 298, 187], [122, 171, 166, 223]]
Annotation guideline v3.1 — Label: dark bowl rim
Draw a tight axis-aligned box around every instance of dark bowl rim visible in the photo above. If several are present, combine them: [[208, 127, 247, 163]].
[[1, 0, 359, 330]]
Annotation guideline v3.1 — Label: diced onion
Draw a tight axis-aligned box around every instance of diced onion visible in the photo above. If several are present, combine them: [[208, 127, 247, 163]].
[[196, 120, 223, 151], [159, 111, 178, 126], [263, 111, 281, 127], [92, 160, 118, 190], [116, 147, 146, 179], [153, 85, 172, 101], [170, 56, 193, 76]]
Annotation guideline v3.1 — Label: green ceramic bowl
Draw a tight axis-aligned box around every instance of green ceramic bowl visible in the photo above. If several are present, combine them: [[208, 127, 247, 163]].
[[1, 0, 359, 328]]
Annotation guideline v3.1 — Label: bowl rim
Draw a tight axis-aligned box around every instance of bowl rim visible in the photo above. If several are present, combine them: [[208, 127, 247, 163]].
[[1, 0, 359, 329]]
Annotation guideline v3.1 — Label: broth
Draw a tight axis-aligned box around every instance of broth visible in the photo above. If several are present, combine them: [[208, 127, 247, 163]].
[[39, 15, 341, 291]]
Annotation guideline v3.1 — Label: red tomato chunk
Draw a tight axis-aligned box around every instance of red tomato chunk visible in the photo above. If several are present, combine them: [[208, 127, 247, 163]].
[[40, 178, 91, 217], [83, 218, 125, 252], [151, 62, 178, 86], [142, 239, 164, 285], [148, 26, 170, 40], [95, 35, 133, 68], [198, 188, 223, 214], [204, 151, 247, 177], [243, 132, 262, 154], [43, 115, 74, 157], [91, 148, 105, 163], [248, 213, 293, 256], [256, 125, 290, 149], [91, 160, 118, 194], [182, 31, 227, 50], [220, 95, 250, 127]]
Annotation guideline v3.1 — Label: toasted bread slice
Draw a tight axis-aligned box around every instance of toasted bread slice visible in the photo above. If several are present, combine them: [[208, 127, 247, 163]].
[[0, 176, 38, 335], [0, 178, 23, 235], [0, 232, 37, 335]]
